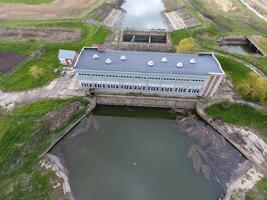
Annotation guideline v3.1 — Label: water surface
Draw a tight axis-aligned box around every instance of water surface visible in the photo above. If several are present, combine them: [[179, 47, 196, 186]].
[[222, 44, 258, 55], [120, 0, 168, 30], [52, 107, 222, 200]]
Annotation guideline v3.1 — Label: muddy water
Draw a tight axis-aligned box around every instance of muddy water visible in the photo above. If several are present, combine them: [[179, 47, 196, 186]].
[[50, 106, 239, 200], [119, 0, 168, 30]]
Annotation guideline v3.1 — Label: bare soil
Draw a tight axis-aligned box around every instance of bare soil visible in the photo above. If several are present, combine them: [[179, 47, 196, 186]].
[[0, 0, 100, 20], [214, 0, 236, 12], [0, 27, 81, 42], [0, 52, 27, 74]]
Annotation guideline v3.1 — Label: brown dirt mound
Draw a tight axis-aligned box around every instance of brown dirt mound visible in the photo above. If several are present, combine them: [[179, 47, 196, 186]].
[[0, 27, 81, 42]]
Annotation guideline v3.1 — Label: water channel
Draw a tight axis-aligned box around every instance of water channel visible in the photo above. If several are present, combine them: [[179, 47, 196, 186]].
[[51, 106, 246, 200], [221, 44, 259, 55], [119, 0, 168, 30]]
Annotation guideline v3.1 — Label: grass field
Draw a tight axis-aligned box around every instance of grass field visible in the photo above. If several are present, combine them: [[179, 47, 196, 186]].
[[0, 0, 53, 4], [216, 55, 251, 86], [246, 177, 267, 200], [205, 103, 267, 139], [0, 98, 89, 199], [0, 20, 110, 91]]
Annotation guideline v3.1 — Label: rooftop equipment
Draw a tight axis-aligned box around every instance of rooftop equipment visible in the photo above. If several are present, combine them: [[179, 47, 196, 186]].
[[161, 57, 168, 63], [92, 54, 99, 59], [177, 62, 183, 68], [120, 55, 127, 61], [147, 60, 154, 67], [105, 58, 112, 65], [189, 58, 196, 64]]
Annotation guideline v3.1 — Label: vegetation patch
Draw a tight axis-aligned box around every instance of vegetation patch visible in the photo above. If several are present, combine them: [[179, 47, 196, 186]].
[[0, 27, 81, 42], [205, 103, 267, 139], [0, 20, 110, 92], [176, 37, 199, 53], [29, 65, 44, 79], [217, 55, 267, 103], [0, 98, 89, 199], [245, 177, 267, 200]]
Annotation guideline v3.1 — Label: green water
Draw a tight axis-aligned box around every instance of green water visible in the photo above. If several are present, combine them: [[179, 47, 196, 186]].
[[52, 107, 223, 200]]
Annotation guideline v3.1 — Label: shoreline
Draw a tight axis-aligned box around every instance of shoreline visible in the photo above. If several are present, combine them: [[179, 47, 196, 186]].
[[40, 153, 75, 200]]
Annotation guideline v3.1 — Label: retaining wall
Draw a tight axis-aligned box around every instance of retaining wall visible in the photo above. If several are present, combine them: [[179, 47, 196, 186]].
[[96, 94, 197, 109]]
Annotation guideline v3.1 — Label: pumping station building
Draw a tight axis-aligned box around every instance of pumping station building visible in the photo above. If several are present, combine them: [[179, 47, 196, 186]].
[[74, 47, 225, 97]]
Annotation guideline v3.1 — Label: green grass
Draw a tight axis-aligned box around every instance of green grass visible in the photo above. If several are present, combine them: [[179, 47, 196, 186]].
[[246, 177, 267, 200], [205, 103, 267, 139], [0, 20, 110, 92], [0, 98, 89, 199], [0, 0, 53, 4], [216, 55, 251, 86]]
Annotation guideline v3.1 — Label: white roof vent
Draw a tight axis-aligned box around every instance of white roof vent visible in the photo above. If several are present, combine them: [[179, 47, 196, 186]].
[[105, 58, 112, 65], [120, 55, 126, 61], [161, 57, 168, 63], [147, 60, 154, 67], [177, 62, 183, 68], [189, 58, 196, 64], [92, 54, 99, 59]]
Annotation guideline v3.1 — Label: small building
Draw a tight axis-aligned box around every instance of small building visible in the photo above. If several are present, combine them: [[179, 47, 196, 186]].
[[74, 47, 225, 97], [58, 49, 77, 65]]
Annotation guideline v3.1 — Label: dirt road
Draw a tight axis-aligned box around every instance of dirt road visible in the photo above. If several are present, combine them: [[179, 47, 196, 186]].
[[0, 0, 104, 20]]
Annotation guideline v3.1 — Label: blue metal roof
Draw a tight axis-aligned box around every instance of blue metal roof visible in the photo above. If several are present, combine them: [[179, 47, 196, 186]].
[[58, 49, 76, 60], [75, 48, 224, 76]]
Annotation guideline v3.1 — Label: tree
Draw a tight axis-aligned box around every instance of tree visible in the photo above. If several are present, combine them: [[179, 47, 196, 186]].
[[176, 37, 198, 53], [237, 72, 267, 102]]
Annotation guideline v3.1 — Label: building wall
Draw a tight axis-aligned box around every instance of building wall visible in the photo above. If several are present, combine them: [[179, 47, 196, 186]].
[[75, 69, 221, 97]]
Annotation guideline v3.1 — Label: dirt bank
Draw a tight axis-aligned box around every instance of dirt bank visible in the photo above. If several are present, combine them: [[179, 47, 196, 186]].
[[0, 28, 81, 42], [174, 115, 247, 190], [40, 153, 75, 200], [0, 52, 27, 74], [0, 0, 102, 20]]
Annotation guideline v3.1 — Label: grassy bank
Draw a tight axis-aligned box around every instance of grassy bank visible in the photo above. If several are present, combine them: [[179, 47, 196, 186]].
[[216, 55, 251, 87], [0, 20, 110, 92], [246, 177, 267, 200], [205, 103, 267, 139], [0, 98, 89, 199]]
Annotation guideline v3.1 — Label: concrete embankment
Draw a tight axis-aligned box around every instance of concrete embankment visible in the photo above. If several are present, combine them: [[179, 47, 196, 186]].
[[96, 94, 197, 109], [196, 100, 267, 170], [40, 98, 96, 158], [196, 100, 267, 200]]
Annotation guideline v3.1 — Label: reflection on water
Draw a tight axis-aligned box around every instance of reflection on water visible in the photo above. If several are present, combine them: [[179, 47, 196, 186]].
[[120, 0, 168, 30], [51, 107, 224, 200]]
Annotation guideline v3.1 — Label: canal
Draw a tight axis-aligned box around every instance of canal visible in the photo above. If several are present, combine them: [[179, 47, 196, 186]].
[[120, 0, 168, 30], [50, 106, 247, 200], [221, 44, 259, 55]]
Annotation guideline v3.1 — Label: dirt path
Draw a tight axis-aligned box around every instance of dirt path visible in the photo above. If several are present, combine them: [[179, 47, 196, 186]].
[[0, 75, 84, 111], [0, 0, 103, 20]]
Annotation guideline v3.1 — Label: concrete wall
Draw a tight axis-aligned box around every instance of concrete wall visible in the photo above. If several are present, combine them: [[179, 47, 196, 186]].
[[96, 94, 197, 109]]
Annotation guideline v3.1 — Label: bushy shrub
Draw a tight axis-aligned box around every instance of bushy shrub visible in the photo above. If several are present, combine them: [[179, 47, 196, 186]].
[[237, 72, 267, 103], [176, 37, 198, 53]]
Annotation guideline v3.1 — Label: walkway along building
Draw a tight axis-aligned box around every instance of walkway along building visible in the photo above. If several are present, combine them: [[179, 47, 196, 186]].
[[74, 47, 225, 97]]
